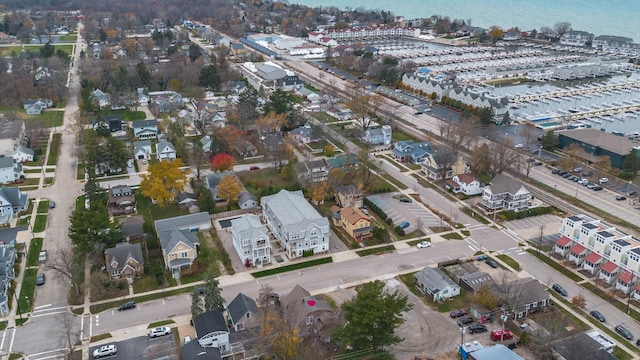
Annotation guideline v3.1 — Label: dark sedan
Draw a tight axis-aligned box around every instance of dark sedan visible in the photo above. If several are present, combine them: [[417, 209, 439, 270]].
[[457, 317, 474, 326], [468, 324, 487, 334], [590, 310, 606, 322], [449, 309, 466, 318]]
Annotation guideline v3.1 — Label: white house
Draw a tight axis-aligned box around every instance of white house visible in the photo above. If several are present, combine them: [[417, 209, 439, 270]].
[[363, 125, 392, 145], [133, 140, 152, 160], [414, 266, 460, 301], [447, 173, 484, 196], [481, 174, 531, 212], [8, 146, 34, 163], [200, 135, 212, 152], [261, 190, 330, 259], [132, 119, 158, 139], [0, 157, 23, 184], [231, 214, 271, 267], [156, 140, 177, 161], [0, 186, 28, 225]]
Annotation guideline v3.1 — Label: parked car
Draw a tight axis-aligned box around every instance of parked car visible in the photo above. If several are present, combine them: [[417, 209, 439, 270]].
[[118, 301, 136, 311], [491, 330, 513, 341], [615, 325, 634, 340], [616, 196, 627, 201], [398, 221, 410, 229], [249, 166, 260, 171], [514, 144, 524, 148], [141, 159, 147, 165], [578, 179, 589, 185], [573, 167, 583, 173], [457, 317, 474, 326], [36, 273, 45, 286], [592, 186, 603, 191], [93, 344, 117, 358], [485, 259, 499, 268], [184, 335, 192, 344], [399, 197, 412, 203], [599, 178, 609, 184], [468, 324, 487, 334], [590, 310, 606, 322], [552, 283, 568, 296], [148, 326, 172, 338], [628, 191, 638, 196], [558, 170, 567, 176], [416, 241, 431, 249], [49, 201, 56, 209], [551, 169, 560, 174], [449, 309, 466, 318], [38, 250, 47, 263]]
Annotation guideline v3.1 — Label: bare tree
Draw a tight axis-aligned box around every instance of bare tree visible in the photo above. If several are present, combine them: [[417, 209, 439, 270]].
[[553, 22, 572, 38], [58, 311, 78, 357], [45, 250, 83, 296]]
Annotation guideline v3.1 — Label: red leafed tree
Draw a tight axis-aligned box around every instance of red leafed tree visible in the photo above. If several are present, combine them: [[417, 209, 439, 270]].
[[211, 153, 235, 171]]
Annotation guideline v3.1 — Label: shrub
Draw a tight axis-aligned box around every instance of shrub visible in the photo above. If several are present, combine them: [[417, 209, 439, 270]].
[[394, 226, 405, 236]]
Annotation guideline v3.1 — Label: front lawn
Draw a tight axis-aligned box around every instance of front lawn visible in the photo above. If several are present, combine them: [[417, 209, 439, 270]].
[[18, 268, 37, 315], [26, 238, 44, 267], [37, 201, 50, 214], [97, 109, 146, 121], [27, 110, 64, 127], [496, 254, 521, 271], [136, 194, 188, 225], [47, 133, 61, 166], [32, 215, 47, 233]]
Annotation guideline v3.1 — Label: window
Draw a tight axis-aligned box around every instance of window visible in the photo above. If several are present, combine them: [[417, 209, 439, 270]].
[[242, 239, 250, 247], [181, 251, 189, 258], [525, 304, 530, 310], [246, 313, 251, 318], [532, 302, 537, 308]]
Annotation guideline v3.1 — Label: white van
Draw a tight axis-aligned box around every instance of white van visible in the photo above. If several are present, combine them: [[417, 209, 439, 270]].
[[578, 178, 589, 185]]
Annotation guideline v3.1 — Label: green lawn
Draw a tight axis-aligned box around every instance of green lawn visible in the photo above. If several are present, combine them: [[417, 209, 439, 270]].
[[18, 268, 37, 316], [47, 133, 61, 166], [496, 254, 521, 271], [391, 130, 416, 142], [356, 245, 395, 257], [442, 232, 463, 240], [27, 110, 64, 127], [136, 194, 189, 224], [37, 201, 50, 214], [98, 109, 146, 121], [32, 215, 47, 233], [26, 238, 44, 267], [59, 35, 78, 42], [252, 257, 333, 278], [90, 286, 193, 314], [311, 112, 338, 123], [379, 173, 408, 190], [526, 249, 583, 282], [16, 217, 30, 227]]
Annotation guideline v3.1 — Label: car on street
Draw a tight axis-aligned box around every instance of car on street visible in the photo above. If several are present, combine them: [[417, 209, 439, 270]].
[[599, 178, 609, 184], [551, 169, 560, 174], [590, 310, 606, 322], [36, 273, 45, 286], [514, 144, 523, 148], [398, 221, 410, 229], [449, 309, 466, 318], [592, 186, 603, 191], [148, 326, 172, 338], [249, 166, 260, 170], [399, 197, 412, 203], [457, 317, 474, 326], [468, 324, 487, 334], [616, 196, 627, 201], [49, 201, 55, 209], [93, 344, 117, 358], [573, 167, 583, 173], [615, 325, 634, 340], [629, 191, 638, 196], [118, 301, 136, 311], [485, 259, 499, 268], [558, 170, 567, 176], [490, 330, 513, 341], [552, 283, 568, 296], [38, 250, 47, 263], [416, 241, 431, 249]]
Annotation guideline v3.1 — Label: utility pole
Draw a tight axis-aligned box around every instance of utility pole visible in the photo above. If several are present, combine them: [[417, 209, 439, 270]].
[[500, 310, 508, 343], [538, 225, 545, 256], [460, 325, 466, 346]]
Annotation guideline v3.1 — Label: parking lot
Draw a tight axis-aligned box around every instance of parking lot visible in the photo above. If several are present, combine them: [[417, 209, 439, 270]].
[[367, 193, 440, 234], [91, 333, 177, 360]]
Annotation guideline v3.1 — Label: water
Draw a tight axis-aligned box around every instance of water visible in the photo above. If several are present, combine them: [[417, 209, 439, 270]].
[[290, 0, 640, 41]]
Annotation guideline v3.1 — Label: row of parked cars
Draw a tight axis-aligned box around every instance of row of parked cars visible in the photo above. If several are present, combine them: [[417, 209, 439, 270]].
[[449, 309, 515, 341], [551, 169, 604, 191]]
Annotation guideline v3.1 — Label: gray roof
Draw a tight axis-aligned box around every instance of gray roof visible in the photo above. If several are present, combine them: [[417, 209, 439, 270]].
[[111, 185, 132, 196], [205, 171, 235, 189], [335, 184, 360, 196], [15, 146, 34, 155], [504, 277, 549, 306], [554, 333, 616, 360], [583, 223, 598, 230], [414, 266, 458, 294], [237, 191, 256, 205], [158, 227, 200, 252], [597, 231, 613, 238], [460, 271, 496, 292], [104, 243, 143, 273], [180, 341, 221, 360], [156, 140, 175, 153], [194, 310, 227, 337], [487, 174, 526, 195], [118, 216, 144, 237], [132, 119, 158, 128], [0, 186, 27, 209], [154, 212, 211, 233], [261, 190, 328, 234], [470, 344, 524, 360], [559, 128, 638, 156], [614, 239, 631, 247], [176, 192, 197, 203], [0, 157, 14, 168], [231, 215, 267, 241], [228, 292, 258, 325]]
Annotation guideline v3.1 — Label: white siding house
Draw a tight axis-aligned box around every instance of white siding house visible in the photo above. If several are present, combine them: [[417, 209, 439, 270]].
[[231, 215, 271, 267]]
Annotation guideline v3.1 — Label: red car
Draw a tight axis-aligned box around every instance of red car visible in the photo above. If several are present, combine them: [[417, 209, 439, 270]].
[[490, 329, 513, 341], [249, 166, 260, 171]]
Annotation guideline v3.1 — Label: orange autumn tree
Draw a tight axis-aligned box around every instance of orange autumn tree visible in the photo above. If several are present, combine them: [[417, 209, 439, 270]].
[[210, 153, 235, 171]]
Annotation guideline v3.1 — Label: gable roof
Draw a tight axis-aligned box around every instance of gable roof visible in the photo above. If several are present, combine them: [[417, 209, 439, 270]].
[[156, 140, 176, 153], [414, 266, 458, 294], [181, 341, 222, 360], [104, 243, 143, 273], [0, 186, 27, 208], [0, 157, 14, 169], [325, 153, 359, 169], [154, 212, 211, 233], [340, 206, 369, 225], [237, 191, 256, 205], [194, 310, 228, 337], [231, 214, 268, 241], [260, 190, 328, 234], [118, 215, 145, 237], [487, 174, 526, 195], [283, 285, 332, 327], [176, 192, 197, 203], [335, 184, 361, 196], [228, 293, 258, 325], [158, 227, 200, 253], [455, 173, 479, 185], [132, 119, 158, 128]]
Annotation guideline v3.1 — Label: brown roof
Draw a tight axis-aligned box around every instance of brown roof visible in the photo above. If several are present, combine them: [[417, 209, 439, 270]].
[[340, 206, 369, 225], [456, 173, 478, 185], [560, 128, 639, 156]]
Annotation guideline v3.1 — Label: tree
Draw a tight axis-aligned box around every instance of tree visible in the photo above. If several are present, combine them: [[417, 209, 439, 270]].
[[192, 275, 226, 317], [234, 87, 259, 131], [256, 112, 287, 134], [332, 280, 412, 351], [217, 174, 242, 203], [199, 65, 220, 90], [45, 249, 83, 296], [571, 294, 586, 309], [553, 21, 572, 38], [186, 144, 210, 181], [210, 153, 235, 171], [324, 144, 335, 157], [310, 181, 329, 204], [265, 89, 294, 115], [540, 130, 559, 150], [68, 206, 120, 254], [188, 43, 203, 62], [471, 283, 499, 310], [621, 149, 639, 180], [140, 159, 187, 207], [257, 285, 301, 360]]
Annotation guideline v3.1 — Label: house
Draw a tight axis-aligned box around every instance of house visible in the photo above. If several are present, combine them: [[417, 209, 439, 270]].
[[227, 293, 260, 332], [0, 157, 24, 184], [283, 285, 335, 338], [200, 135, 212, 152], [23, 98, 52, 115], [204, 171, 235, 200], [296, 87, 322, 103], [151, 97, 172, 113], [8, 146, 34, 163], [362, 125, 392, 145], [446, 173, 484, 196], [137, 88, 150, 106], [133, 140, 152, 160], [334, 184, 363, 208], [92, 115, 123, 133], [332, 206, 371, 241], [104, 243, 144, 281], [325, 153, 359, 172], [0, 186, 28, 225], [156, 140, 177, 161], [289, 123, 315, 144], [481, 174, 531, 212], [118, 215, 145, 241], [108, 185, 136, 216], [261, 190, 330, 259], [554, 332, 617, 360], [498, 277, 549, 319], [132, 119, 159, 139], [194, 310, 230, 348], [231, 214, 272, 267], [422, 155, 466, 182], [414, 266, 461, 301], [237, 191, 257, 209], [0, 244, 16, 316], [154, 213, 211, 276], [560, 30, 593, 47], [91, 89, 110, 109], [176, 192, 198, 207], [299, 160, 328, 183], [467, 344, 524, 360], [391, 140, 434, 163], [0, 120, 27, 157], [234, 140, 258, 158]]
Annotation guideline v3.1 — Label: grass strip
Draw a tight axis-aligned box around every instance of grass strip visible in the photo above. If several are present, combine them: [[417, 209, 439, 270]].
[[356, 245, 395, 257], [32, 215, 47, 233], [148, 319, 175, 328], [496, 254, 521, 271], [526, 249, 583, 282], [252, 257, 333, 278], [46, 133, 61, 166]]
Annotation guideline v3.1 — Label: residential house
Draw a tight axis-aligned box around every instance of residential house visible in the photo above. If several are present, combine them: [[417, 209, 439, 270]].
[[325, 153, 359, 172], [137, 87, 150, 106], [0, 157, 24, 184], [132, 119, 159, 139], [133, 140, 152, 160], [8, 146, 34, 163], [235, 140, 258, 158], [104, 243, 144, 282], [481, 174, 531, 212], [200, 136, 212, 152], [277, 74, 303, 91], [227, 293, 260, 332], [332, 206, 371, 242], [154, 213, 211, 276], [296, 87, 322, 103], [391, 140, 434, 164], [261, 190, 330, 259], [446, 173, 484, 196], [193, 310, 230, 348], [362, 125, 392, 145], [230, 43, 246, 58], [0, 244, 16, 316], [237, 191, 257, 209], [414, 266, 461, 301], [0, 120, 27, 156], [176, 192, 198, 207], [289, 123, 315, 144], [204, 171, 235, 200], [156, 140, 177, 161], [560, 30, 593, 47], [299, 160, 328, 183], [108, 185, 136, 216], [91, 89, 110, 109], [151, 97, 172, 114], [23, 98, 52, 115], [554, 332, 617, 360], [231, 214, 272, 267], [0, 186, 27, 225], [498, 277, 549, 319], [283, 285, 335, 338], [334, 184, 363, 208], [119, 215, 145, 241], [92, 115, 123, 133]]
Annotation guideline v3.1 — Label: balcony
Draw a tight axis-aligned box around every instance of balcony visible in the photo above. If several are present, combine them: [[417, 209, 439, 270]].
[[220, 342, 244, 358]]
